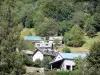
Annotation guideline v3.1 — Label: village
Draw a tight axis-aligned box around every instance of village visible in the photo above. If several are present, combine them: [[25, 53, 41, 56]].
[[22, 36, 86, 74], [1, 0, 100, 75]]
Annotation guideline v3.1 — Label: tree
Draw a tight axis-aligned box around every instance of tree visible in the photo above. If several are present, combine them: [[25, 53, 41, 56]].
[[21, 40, 35, 51], [62, 46, 71, 53], [21, 4, 35, 28], [0, 0, 29, 74], [64, 25, 84, 47], [86, 25, 97, 38], [33, 59, 42, 67], [42, 0, 73, 21], [87, 42, 100, 69], [35, 18, 58, 37], [94, 13, 100, 31], [70, 42, 100, 75], [54, 39, 60, 49], [41, 56, 52, 69], [71, 12, 85, 28], [70, 58, 100, 75], [0, 24, 26, 75], [58, 21, 73, 36]]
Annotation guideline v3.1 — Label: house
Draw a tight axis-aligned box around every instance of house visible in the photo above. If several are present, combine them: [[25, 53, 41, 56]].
[[32, 49, 58, 61], [50, 53, 86, 71], [35, 42, 53, 50], [24, 36, 46, 43], [49, 36, 63, 45]]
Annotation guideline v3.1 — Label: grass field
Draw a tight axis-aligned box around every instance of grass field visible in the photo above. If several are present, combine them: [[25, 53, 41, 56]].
[[25, 66, 40, 72], [58, 32, 100, 53], [20, 28, 36, 39]]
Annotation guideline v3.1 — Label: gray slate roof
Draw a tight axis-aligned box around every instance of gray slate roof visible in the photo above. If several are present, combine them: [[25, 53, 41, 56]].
[[35, 48, 58, 56]]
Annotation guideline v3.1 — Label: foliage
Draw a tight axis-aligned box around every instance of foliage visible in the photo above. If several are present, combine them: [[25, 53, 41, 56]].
[[21, 40, 35, 51], [35, 18, 58, 37], [1, 0, 100, 37], [45, 70, 70, 75], [87, 41, 100, 69], [42, 0, 73, 21], [54, 39, 60, 45], [54, 39, 60, 49], [20, 28, 36, 39], [62, 46, 71, 53], [71, 12, 85, 28], [57, 71, 70, 75], [70, 42, 100, 75], [33, 56, 52, 68], [41, 56, 52, 69], [0, 24, 26, 75], [22, 53, 33, 66], [58, 21, 73, 36], [33, 59, 42, 68], [70, 57, 100, 75], [45, 70, 58, 75], [86, 25, 97, 38], [64, 25, 84, 47], [0, 0, 35, 74], [94, 13, 100, 31]]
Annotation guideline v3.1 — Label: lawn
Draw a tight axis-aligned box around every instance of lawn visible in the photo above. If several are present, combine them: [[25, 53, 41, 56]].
[[25, 66, 40, 73], [20, 28, 36, 39], [58, 32, 100, 53]]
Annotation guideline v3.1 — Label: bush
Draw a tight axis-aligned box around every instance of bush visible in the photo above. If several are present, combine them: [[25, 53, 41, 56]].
[[57, 71, 70, 75], [41, 56, 52, 68], [70, 70, 81, 75], [63, 25, 84, 47], [67, 40, 85, 47], [33, 59, 42, 67], [45, 70, 70, 75], [62, 46, 71, 53], [45, 70, 58, 75], [22, 53, 33, 66], [86, 25, 97, 38]]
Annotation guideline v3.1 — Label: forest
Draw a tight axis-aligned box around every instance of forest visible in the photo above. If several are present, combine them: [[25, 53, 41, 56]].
[[0, 0, 100, 75]]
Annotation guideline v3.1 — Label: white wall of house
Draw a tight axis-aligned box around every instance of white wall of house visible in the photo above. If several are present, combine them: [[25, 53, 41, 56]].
[[49, 40, 62, 44], [32, 51, 44, 61], [54, 54, 63, 62], [49, 36, 63, 44], [35, 42, 53, 50], [61, 60, 75, 71]]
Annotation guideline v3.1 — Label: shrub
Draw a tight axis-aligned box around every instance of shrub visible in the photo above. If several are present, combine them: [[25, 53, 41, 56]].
[[41, 56, 52, 68], [22, 53, 33, 66], [57, 71, 70, 75], [86, 25, 97, 38], [45, 70, 58, 75], [33, 59, 42, 67], [62, 46, 71, 53], [63, 25, 84, 47], [45, 70, 70, 75]]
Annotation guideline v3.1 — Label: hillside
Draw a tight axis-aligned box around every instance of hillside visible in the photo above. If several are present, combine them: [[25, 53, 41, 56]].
[[21, 28, 100, 53], [20, 28, 36, 39], [59, 32, 100, 53]]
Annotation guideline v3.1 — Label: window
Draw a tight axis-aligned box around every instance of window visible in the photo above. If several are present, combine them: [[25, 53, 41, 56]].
[[58, 57, 60, 59], [45, 44, 48, 46], [66, 65, 70, 70]]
